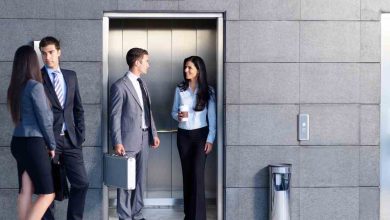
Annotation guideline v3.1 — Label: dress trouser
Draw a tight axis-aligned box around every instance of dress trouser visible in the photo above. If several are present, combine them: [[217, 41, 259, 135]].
[[42, 132, 89, 220], [177, 126, 208, 220], [117, 130, 149, 220]]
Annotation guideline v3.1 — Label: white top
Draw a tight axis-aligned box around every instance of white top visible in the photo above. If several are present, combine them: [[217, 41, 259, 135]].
[[126, 71, 148, 129], [171, 86, 216, 143]]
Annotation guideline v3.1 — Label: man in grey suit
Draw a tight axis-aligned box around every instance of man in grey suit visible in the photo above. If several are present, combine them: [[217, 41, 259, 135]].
[[110, 47, 160, 220]]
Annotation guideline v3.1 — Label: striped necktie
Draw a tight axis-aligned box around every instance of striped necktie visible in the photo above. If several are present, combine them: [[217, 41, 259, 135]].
[[52, 70, 64, 107]]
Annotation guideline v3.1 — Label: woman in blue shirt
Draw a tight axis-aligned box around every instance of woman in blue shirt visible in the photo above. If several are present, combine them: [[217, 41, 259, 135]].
[[7, 45, 56, 220], [171, 56, 216, 220]]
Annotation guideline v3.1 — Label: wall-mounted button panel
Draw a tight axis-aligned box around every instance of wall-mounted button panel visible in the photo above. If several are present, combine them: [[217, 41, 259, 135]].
[[299, 114, 309, 141]]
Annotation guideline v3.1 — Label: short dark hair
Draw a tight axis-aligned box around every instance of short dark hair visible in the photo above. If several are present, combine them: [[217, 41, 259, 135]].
[[126, 48, 148, 69], [39, 36, 60, 50]]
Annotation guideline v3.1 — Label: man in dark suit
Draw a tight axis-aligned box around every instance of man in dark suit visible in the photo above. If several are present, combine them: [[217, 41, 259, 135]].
[[39, 36, 89, 220], [110, 48, 160, 220]]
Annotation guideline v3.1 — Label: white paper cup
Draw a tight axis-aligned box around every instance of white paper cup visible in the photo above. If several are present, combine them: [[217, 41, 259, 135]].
[[179, 105, 189, 122]]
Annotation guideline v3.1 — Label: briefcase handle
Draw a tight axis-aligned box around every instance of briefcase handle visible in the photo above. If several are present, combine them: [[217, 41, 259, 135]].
[[109, 153, 135, 159]]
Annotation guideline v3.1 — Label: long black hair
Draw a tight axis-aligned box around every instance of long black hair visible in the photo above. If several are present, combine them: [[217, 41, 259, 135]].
[[178, 56, 212, 111], [7, 45, 42, 124]]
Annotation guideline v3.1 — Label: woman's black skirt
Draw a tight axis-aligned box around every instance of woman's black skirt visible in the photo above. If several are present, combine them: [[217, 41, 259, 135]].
[[10, 136, 54, 195]]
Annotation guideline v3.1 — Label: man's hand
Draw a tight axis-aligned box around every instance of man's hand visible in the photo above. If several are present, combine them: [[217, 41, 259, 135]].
[[204, 142, 213, 154], [114, 144, 126, 156], [151, 137, 160, 149]]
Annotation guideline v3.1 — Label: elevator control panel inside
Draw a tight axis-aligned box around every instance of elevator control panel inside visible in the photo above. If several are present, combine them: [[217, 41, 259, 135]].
[[299, 114, 309, 141]]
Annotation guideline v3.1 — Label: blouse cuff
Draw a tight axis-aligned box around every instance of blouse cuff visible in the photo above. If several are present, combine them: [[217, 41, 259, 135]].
[[206, 134, 215, 144]]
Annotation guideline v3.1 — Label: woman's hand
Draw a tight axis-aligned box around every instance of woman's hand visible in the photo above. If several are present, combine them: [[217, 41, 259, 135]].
[[204, 142, 213, 154], [178, 112, 184, 122], [178, 111, 188, 122], [48, 150, 55, 159]]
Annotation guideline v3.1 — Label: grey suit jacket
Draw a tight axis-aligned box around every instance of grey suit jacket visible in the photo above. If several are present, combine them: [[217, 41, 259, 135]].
[[13, 79, 56, 150], [110, 74, 158, 153]]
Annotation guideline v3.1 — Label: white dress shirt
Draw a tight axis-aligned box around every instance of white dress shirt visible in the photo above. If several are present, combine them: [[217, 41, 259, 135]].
[[126, 71, 148, 129]]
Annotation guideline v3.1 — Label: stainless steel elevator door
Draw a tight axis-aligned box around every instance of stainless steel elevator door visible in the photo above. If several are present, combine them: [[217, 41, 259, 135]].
[[108, 19, 217, 202]]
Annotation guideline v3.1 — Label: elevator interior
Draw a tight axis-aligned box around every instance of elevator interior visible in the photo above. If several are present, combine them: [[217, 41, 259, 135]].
[[106, 18, 219, 209]]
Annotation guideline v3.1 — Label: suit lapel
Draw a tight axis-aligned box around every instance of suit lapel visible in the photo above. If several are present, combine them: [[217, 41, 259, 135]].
[[41, 67, 62, 108], [122, 76, 142, 109]]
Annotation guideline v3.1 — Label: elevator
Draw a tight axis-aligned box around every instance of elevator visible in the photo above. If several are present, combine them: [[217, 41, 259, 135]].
[[102, 13, 224, 220]]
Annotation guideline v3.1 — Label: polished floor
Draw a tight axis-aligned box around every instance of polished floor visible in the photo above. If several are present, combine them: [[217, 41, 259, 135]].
[[109, 206, 217, 220], [108, 188, 217, 220]]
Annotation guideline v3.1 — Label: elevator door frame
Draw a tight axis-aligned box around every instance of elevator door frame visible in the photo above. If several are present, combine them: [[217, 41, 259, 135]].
[[381, 13, 390, 220], [102, 12, 224, 220]]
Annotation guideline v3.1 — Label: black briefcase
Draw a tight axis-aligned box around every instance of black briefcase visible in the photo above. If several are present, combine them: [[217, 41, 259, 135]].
[[103, 154, 136, 190], [52, 154, 69, 201]]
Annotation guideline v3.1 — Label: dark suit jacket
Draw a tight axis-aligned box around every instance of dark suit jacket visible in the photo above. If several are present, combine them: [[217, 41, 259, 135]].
[[41, 67, 85, 148]]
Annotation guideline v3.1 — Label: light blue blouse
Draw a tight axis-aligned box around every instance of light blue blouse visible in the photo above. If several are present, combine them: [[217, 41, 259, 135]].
[[171, 86, 216, 143]]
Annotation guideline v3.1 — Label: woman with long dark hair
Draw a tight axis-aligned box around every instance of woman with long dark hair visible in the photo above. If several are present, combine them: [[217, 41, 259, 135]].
[[7, 45, 56, 220], [171, 56, 216, 220]]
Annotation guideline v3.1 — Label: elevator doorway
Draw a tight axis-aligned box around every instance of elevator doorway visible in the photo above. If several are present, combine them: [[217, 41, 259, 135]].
[[102, 13, 224, 220]]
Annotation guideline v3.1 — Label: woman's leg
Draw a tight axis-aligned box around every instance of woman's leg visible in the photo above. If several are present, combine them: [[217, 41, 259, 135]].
[[177, 129, 192, 219], [18, 171, 33, 220], [190, 127, 208, 220], [27, 192, 55, 220], [20, 171, 55, 220], [22, 137, 55, 219], [192, 151, 206, 220]]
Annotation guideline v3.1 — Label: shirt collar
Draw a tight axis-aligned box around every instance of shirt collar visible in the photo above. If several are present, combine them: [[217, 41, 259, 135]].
[[187, 84, 198, 94], [127, 71, 140, 81], [45, 66, 61, 75]]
